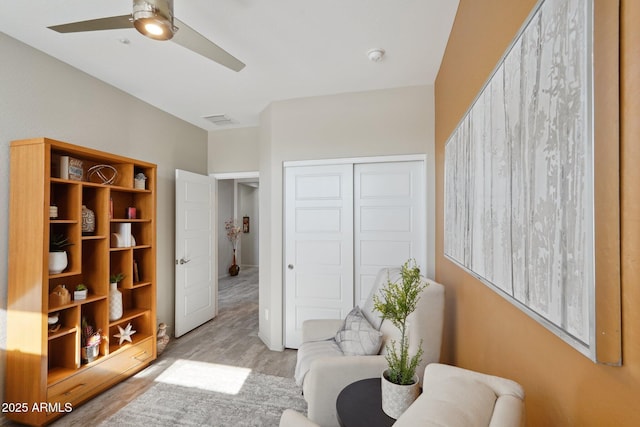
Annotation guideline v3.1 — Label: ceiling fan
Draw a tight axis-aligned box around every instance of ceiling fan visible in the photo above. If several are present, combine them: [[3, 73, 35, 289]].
[[48, 0, 245, 72]]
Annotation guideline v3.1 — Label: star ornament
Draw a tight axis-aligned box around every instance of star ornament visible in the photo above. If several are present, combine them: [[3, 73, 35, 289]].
[[114, 323, 137, 345]]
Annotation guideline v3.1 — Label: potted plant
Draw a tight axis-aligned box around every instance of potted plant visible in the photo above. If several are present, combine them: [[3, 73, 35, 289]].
[[110, 272, 125, 284], [49, 233, 73, 274], [74, 284, 88, 300], [109, 272, 125, 321], [81, 317, 101, 364], [373, 259, 428, 419], [225, 219, 242, 276]]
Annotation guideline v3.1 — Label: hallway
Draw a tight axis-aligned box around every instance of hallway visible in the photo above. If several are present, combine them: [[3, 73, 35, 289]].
[[164, 267, 297, 376]]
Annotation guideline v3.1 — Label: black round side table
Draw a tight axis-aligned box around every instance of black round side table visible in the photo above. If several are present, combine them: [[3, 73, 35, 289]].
[[336, 378, 395, 427]]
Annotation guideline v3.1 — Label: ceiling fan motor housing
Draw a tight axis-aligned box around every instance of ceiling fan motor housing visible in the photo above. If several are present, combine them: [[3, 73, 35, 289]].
[[133, 0, 176, 40]]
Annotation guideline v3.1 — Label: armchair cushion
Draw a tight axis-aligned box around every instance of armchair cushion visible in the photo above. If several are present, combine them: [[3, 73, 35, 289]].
[[294, 339, 342, 386], [361, 267, 401, 329], [405, 375, 497, 427], [393, 363, 525, 427], [334, 306, 383, 356]]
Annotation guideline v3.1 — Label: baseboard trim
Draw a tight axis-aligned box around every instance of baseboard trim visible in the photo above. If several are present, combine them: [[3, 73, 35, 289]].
[[258, 331, 284, 351]]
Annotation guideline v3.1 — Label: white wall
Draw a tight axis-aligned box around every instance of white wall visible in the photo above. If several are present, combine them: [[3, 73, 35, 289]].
[[0, 33, 208, 403], [258, 85, 436, 350]]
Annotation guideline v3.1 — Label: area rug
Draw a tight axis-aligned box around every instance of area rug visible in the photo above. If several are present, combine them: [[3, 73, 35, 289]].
[[99, 360, 307, 427]]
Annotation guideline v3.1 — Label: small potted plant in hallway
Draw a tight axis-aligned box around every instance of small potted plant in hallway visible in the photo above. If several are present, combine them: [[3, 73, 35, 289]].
[[373, 259, 428, 419]]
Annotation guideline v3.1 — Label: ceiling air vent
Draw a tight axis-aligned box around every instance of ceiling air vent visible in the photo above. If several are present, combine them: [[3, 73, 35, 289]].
[[203, 114, 234, 126]]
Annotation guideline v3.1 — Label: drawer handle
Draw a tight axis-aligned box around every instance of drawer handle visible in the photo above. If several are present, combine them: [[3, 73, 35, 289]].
[[64, 383, 87, 396], [133, 350, 149, 361]]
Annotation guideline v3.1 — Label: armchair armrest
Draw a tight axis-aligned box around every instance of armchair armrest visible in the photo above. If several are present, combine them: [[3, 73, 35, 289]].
[[279, 409, 319, 427], [303, 355, 388, 427], [302, 319, 343, 343]]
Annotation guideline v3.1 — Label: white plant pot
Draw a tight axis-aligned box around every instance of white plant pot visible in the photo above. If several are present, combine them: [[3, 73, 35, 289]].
[[74, 290, 88, 300], [109, 282, 123, 321], [381, 369, 420, 419], [48, 251, 68, 274]]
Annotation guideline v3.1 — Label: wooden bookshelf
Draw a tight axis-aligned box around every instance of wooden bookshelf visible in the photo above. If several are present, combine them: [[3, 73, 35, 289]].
[[6, 138, 157, 426]]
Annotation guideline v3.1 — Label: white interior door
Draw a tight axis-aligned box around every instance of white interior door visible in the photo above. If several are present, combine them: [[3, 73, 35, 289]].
[[354, 161, 426, 307], [284, 164, 354, 348], [175, 169, 216, 337]]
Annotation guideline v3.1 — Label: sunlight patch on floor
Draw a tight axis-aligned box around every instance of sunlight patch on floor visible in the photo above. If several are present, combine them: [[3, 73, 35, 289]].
[[154, 359, 252, 394]]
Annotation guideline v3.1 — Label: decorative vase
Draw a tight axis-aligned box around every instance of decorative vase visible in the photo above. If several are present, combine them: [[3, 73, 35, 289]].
[[48, 251, 68, 274], [380, 370, 420, 419], [82, 205, 95, 234], [109, 282, 123, 321], [134, 173, 147, 189], [229, 249, 240, 276], [81, 343, 99, 364]]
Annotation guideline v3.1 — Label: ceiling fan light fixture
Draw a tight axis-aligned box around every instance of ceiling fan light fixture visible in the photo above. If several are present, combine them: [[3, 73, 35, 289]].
[[134, 16, 174, 40], [133, 0, 175, 41]]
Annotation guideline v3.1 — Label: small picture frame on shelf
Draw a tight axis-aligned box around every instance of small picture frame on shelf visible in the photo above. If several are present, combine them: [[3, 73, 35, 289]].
[[60, 156, 84, 181]]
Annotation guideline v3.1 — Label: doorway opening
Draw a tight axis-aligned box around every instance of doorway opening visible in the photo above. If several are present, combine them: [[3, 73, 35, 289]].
[[214, 173, 260, 279]]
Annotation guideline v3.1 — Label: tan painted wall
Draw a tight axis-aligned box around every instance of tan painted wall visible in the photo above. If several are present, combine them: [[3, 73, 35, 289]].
[[208, 127, 260, 174], [434, 1, 640, 425]]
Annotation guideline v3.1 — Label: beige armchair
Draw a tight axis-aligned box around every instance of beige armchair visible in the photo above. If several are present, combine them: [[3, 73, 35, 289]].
[[281, 363, 525, 427], [294, 269, 445, 427], [393, 363, 525, 427]]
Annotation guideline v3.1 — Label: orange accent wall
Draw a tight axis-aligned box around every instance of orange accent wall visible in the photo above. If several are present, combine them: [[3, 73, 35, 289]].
[[434, 0, 640, 425]]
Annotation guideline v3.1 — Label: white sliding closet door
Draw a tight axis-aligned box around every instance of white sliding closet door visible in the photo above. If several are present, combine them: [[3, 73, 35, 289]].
[[284, 158, 427, 349], [284, 165, 354, 348], [354, 161, 426, 307]]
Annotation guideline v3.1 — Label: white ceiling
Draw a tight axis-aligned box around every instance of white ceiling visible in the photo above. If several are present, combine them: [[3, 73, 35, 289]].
[[0, 0, 459, 131]]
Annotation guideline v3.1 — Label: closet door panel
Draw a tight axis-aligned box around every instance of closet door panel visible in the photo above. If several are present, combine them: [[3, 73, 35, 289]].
[[354, 161, 426, 307], [284, 164, 354, 348]]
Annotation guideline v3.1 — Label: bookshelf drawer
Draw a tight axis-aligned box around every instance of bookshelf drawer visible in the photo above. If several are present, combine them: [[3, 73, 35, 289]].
[[47, 339, 154, 410]]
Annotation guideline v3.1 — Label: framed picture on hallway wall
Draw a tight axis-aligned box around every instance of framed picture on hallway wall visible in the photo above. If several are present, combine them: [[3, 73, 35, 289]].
[[443, 0, 621, 364], [243, 216, 250, 233]]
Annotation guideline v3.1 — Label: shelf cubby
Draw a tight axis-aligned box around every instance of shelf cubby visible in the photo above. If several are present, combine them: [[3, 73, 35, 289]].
[[107, 312, 153, 354], [48, 333, 79, 372]]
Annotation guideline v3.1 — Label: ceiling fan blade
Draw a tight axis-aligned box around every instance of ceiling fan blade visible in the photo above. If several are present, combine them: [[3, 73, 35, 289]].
[[172, 18, 245, 72], [48, 15, 133, 33]]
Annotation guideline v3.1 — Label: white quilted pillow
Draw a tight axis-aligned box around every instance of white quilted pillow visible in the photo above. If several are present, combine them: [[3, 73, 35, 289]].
[[335, 306, 383, 356]]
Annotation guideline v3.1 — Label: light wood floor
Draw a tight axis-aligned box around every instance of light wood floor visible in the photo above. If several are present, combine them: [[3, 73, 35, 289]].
[[7, 267, 298, 426]]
